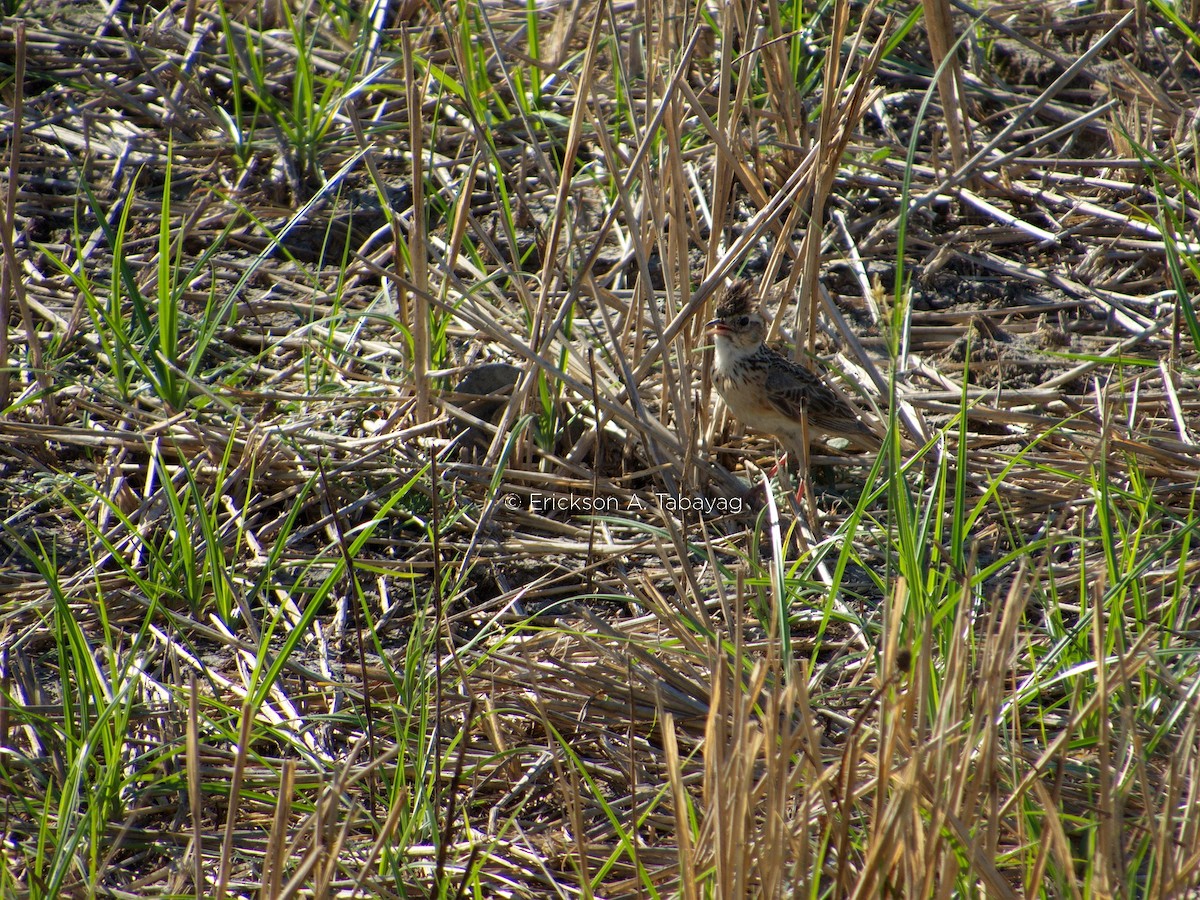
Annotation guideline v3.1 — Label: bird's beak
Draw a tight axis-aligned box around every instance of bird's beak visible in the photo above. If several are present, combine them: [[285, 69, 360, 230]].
[[706, 318, 728, 335]]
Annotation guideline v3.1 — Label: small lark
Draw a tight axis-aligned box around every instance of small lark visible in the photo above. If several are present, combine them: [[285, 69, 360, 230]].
[[707, 280, 880, 477]]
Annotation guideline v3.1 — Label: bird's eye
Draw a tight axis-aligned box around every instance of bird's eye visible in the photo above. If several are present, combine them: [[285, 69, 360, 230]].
[[737, 316, 751, 327]]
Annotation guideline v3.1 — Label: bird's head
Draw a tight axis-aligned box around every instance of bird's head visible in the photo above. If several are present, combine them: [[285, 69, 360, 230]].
[[706, 280, 766, 350]]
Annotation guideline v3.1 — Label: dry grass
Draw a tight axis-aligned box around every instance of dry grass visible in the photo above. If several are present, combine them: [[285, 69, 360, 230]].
[[3, 0, 1200, 896]]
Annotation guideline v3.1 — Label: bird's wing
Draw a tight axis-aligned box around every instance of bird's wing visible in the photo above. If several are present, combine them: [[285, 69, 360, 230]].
[[762, 362, 824, 422], [764, 361, 880, 445]]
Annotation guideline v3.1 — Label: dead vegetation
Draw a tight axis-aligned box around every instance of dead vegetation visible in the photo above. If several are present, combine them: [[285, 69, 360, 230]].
[[2, 0, 1200, 896]]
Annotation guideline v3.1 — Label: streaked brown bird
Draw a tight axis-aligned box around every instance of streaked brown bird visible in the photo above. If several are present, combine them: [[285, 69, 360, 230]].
[[707, 280, 880, 480]]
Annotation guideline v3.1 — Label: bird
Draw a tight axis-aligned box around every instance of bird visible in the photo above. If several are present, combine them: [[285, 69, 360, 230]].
[[706, 280, 881, 483]]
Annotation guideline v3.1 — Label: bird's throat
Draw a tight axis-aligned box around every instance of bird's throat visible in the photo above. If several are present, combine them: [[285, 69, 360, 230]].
[[713, 335, 759, 373]]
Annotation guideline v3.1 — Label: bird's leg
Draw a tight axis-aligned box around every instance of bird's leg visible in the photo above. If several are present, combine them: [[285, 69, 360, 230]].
[[793, 419, 822, 532], [766, 451, 808, 505], [766, 453, 789, 479], [796, 414, 811, 505], [767, 441, 806, 518]]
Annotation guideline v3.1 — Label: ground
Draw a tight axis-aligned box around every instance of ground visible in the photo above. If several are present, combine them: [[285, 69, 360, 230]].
[[2, 0, 1200, 896]]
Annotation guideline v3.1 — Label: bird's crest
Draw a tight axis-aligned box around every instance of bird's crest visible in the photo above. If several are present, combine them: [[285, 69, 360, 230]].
[[713, 280, 757, 319]]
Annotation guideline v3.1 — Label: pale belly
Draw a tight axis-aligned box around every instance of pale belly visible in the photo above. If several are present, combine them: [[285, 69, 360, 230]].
[[714, 372, 803, 443]]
